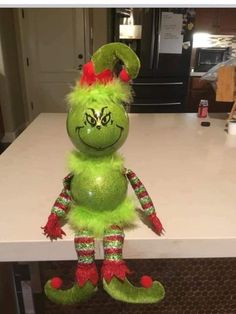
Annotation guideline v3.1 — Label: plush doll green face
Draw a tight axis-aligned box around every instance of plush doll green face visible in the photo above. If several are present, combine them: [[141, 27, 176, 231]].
[[66, 42, 141, 157], [67, 98, 129, 157]]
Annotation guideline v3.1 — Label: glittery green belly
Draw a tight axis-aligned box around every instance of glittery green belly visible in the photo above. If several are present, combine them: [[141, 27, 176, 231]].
[[71, 169, 128, 211]]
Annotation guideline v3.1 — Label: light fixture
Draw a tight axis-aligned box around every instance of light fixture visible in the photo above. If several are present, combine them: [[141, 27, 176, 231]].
[[193, 32, 211, 48]]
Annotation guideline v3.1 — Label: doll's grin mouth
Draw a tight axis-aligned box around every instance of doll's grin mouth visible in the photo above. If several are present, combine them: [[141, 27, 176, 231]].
[[75, 125, 123, 151]]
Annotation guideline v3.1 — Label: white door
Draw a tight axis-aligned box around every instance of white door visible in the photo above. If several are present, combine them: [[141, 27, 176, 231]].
[[19, 8, 89, 119]]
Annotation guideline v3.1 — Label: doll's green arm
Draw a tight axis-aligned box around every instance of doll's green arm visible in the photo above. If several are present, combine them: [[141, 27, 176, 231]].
[[126, 169, 164, 235], [42, 173, 73, 239]]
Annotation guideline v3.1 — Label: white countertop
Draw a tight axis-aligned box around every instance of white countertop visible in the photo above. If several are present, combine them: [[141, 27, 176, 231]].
[[0, 113, 236, 262]]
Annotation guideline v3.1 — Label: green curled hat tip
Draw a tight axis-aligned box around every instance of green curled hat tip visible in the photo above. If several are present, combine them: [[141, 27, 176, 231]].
[[91, 42, 140, 80]]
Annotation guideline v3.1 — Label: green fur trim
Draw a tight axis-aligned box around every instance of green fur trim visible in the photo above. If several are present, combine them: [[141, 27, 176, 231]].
[[44, 281, 97, 305], [67, 79, 133, 109], [92, 43, 140, 79], [67, 197, 137, 237], [103, 277, 165, 304], [68, 150, 124, 175]]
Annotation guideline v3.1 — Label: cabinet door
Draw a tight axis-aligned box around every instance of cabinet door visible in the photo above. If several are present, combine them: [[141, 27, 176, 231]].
[[218, 9, 236, 34], [194, 8, 219, 34]]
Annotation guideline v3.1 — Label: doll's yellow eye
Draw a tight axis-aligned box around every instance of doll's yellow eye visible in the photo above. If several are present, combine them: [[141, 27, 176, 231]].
[[86, 114, 97, 127], [101, 113, 111, 126]]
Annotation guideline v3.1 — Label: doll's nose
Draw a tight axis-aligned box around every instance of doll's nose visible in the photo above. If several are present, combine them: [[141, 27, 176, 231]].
[[96, 125, 101, 130]]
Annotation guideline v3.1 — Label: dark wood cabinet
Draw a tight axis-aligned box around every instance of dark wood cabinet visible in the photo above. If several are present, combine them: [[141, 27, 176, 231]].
[[194, 8, 236, 34], [194, 9, 220, 34], [218, 9, 236, 34], [187, 77, 233, 113]]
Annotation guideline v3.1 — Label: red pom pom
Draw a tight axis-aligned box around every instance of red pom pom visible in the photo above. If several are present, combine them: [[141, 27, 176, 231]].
[[80, 61, 96, 85], [83, 61, 95, 76], [140, 275, 153, 288], [119, 69, 131, 82], [50, 277, 63, 289]]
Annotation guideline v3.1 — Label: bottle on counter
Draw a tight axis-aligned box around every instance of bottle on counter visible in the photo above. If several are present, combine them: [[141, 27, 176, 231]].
[[198, 99, 208, 118]]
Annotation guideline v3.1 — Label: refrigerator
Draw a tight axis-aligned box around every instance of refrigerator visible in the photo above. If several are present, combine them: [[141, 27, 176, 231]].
[[113, 8, 195, 113]]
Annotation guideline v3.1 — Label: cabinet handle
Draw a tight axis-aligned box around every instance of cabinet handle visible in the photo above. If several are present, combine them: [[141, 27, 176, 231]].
[[132, 82, 184, 86], [133, 102, 182, 106]]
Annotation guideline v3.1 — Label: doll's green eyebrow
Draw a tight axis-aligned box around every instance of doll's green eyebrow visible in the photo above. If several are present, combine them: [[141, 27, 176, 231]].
[[87, 107, 108, 119], [100, 106, 108, 118], [87, 108, 98, 119]]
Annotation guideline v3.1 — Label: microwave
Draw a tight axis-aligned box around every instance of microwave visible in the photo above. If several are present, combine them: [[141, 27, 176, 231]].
[[194, 47, 231, 72]]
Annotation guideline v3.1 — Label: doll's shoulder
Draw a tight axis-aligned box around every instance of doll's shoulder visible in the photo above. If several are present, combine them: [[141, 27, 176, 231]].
[[110, 153, 125, 171]]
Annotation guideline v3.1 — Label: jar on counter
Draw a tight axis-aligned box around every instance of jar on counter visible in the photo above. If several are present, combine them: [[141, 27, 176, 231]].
[[198, 99, 208, 118]]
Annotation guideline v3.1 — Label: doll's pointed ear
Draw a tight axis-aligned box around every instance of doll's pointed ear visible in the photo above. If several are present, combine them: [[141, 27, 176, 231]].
[[91, 43, 140, 80]]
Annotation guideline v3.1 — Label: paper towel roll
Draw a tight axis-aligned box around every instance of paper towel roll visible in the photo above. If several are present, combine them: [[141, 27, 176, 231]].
[[228, 120, 236, 135]]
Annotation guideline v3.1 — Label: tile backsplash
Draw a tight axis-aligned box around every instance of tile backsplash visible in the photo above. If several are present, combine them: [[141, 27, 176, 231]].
[[193, 34, 236, 57]]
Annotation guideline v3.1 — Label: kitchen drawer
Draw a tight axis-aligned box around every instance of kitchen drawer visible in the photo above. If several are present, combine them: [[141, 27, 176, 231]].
[[132, 81, 185, 104], [130, 102, 184, 113]]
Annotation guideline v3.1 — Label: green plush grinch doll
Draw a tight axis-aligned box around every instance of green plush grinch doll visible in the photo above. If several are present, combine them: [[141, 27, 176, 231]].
[[42, 43, 165, 305]]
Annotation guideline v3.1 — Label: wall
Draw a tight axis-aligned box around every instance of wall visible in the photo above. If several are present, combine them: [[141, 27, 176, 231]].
[[0, 9, 26, 142], [92, 9, 109, 53]]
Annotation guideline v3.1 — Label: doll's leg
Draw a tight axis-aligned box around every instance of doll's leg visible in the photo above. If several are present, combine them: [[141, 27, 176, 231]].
[[74, 229, 99, 287], [101, 225, 165, 304], [101, 225, 131, 281], [44, 229, 98, 305]]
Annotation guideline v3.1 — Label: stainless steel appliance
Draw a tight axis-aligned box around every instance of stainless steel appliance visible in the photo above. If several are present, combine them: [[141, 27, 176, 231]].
[[113, 8, 195, 113], [194, 47, 231, 72]]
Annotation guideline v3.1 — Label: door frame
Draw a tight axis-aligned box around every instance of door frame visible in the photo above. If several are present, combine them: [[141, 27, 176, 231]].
[[14, 8, 92, 122]]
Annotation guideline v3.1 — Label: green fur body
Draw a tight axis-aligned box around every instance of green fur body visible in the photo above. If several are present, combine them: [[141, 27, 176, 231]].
[[67, 151, 137, 236], [67, 79, 133, 110]]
